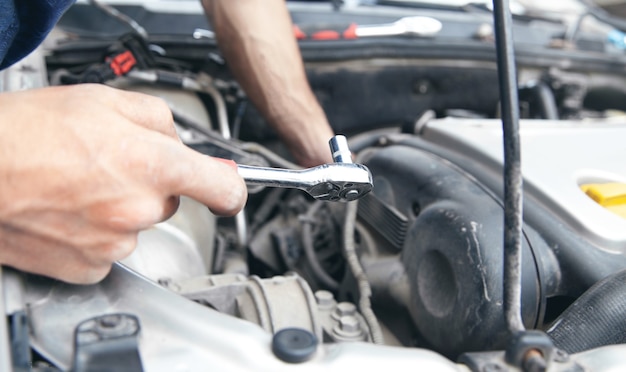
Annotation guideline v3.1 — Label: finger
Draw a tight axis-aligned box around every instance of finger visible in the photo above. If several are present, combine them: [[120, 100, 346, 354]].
[[157, 144, 247, 216], [75, 84, 179, 139], [87, 196, 179, 232], [111, 90, 178, 139], [0, 226, 128, 284], [87, 235, 138, 266], [53, 235, 138, 284]]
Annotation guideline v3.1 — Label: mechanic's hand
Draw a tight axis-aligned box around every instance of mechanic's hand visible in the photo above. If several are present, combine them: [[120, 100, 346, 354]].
[[0, 84, 247, 284]]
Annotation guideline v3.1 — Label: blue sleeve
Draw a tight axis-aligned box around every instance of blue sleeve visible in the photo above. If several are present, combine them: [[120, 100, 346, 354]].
[[0, 0, 76, 70]]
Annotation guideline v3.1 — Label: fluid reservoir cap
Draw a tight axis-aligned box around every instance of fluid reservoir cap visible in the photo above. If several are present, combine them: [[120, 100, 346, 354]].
[[581, 182, 626, 219], [272, 328, 318, 363]]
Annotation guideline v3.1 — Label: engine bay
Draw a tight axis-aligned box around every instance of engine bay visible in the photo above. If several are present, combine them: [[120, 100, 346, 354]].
[[3, 1, 626, 371]]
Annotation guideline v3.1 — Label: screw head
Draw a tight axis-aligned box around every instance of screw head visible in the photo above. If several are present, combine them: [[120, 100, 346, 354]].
[[345, 189, 359, 200], [553, 348, 569, 363], [339, 316, 360, 333], [315, 290, 335, 309], [98, 315, 122, 329], [332, 302, 357, 320], [482, 363, 504, 372]]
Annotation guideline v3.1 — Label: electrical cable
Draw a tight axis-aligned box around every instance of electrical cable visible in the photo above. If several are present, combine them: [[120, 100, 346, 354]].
[[87, 0, 149, 39], [239, 143, 301, 169], [492, 0, 525, 334], [343, 198, 384, 344], [301, 202, 340, 291]]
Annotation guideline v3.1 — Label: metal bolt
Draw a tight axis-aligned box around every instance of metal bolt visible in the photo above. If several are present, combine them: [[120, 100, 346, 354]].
[[339, 316, 360, 333], [413, 80, 431, 95], [332, 302, 357, 320], [345, 190, 360, 200], [272, 275, 286, 284], [332, 314, 365, 341], [475, 23, 494, 40], [482, 363, 503, 372], [315, 290, 335, 309], [98, 315, 122, 329], [523, 349, 547, 372], [377, 136, 389, 146], [553, 348, 569, 363]]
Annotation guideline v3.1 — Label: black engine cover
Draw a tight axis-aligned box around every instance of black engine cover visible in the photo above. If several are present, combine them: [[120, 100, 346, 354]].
[[359, 143, 541, 357]]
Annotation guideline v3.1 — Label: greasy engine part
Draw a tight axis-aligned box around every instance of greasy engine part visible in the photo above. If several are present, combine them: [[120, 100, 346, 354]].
[[247, 193, 345, 292], [120, 196, 216, 283], [169, 273, 371, 344], [170, 273, 323, 339], [355, 142, 543, 357], [355, 120, 626, 356], [6, 1, 626, 369]]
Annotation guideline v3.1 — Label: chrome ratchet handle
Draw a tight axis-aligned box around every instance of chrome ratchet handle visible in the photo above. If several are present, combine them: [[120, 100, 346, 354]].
[[237, 135, 372, 202]]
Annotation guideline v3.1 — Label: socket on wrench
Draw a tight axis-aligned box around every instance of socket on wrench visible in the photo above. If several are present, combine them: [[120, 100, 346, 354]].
[[237, 136, 372, 202]]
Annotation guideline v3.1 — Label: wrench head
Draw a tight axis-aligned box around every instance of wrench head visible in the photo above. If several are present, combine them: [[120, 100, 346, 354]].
[[308, 181, 372, 202], [305, 164, 373, 202]]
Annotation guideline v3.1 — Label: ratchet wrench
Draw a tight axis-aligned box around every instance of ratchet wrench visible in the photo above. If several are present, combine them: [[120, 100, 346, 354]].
[[229, 136, 372, 202]]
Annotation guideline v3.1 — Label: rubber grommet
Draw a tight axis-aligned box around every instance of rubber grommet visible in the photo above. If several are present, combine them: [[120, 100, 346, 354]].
[[272, 328, 318, 363]]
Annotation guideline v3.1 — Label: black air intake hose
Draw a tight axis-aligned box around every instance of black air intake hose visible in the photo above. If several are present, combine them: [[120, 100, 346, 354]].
[[547, 269, 626, 353]]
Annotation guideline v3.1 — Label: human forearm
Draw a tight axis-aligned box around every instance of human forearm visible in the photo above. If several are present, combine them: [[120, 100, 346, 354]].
[[202, 0, 334, 167]]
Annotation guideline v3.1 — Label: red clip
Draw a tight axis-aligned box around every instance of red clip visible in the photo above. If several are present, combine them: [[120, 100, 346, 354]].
[[343, 23, 358, 39], [108, 51, 137, 76], [311, 30, 340, 40], [293, 25, 307, 40]]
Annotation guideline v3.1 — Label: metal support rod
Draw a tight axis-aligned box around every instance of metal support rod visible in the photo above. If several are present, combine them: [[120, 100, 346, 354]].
[[492, 0, 525, 333], [0, 268, 13, 372]]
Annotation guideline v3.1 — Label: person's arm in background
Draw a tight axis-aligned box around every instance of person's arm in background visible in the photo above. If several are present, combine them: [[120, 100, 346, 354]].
[[201, 0, 334, 168]]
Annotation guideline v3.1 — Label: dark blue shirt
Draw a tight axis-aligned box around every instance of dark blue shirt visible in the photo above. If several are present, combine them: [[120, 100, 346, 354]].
[[0, 0, 75, 70]]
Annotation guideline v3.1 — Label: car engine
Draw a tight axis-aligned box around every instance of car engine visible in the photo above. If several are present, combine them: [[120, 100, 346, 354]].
[[2, 0, 626, 371]]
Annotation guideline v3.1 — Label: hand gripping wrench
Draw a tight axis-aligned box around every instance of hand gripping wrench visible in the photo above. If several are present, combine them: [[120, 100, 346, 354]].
[[235, 136, 372, 202]]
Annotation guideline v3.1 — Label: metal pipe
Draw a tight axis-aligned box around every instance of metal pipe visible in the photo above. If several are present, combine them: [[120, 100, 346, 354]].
[[492, 0, 525, 333], [0, 268, 13, 372], [532, 81, 559, 120], [181, 77, 231, 140], [343, 196, 384, 344]]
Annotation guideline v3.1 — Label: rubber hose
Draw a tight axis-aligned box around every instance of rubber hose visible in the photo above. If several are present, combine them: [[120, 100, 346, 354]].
[[547, 269, 626, 353]]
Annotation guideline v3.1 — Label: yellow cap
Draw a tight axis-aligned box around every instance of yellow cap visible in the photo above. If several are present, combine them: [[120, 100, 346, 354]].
[[581, 183, 626, 219]]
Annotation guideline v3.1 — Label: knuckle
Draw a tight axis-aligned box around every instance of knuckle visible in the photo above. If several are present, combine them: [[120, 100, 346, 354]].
[[68, 83, 111, 99], [137, 94, 173, 122], [149, 96, 172, 117]]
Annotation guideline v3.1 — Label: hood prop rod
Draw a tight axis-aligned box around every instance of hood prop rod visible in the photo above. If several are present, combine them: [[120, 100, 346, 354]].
[[493, 1, 558, 370], [492, 0, 525, 336]]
